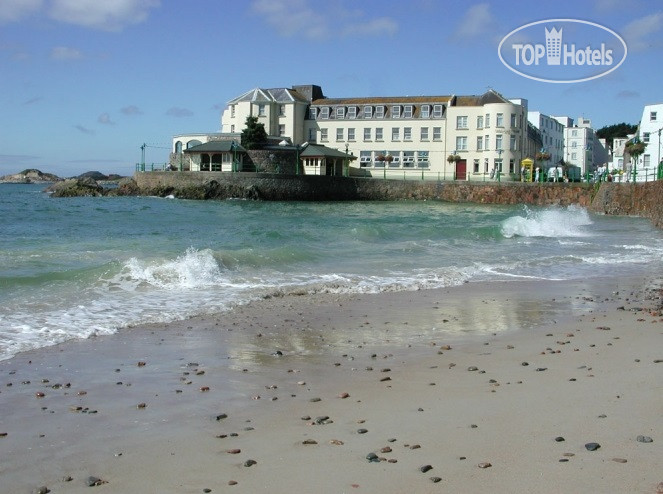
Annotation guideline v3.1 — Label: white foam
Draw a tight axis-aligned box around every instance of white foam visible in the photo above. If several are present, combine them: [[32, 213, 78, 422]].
[[501, 205, 592, 238]]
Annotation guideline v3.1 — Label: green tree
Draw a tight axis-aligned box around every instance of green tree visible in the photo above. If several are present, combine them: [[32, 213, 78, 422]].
[[596, 122, 637, 141], [240, 116, 267, 150]]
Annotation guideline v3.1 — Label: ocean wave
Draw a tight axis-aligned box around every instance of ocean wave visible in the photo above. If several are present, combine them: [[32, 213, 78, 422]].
[[500, 205, 592, 238]]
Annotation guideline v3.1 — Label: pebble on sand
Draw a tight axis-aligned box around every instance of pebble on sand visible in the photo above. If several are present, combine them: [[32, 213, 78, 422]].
[[478, 462, 492, 468], [585, 442, 601, 451]]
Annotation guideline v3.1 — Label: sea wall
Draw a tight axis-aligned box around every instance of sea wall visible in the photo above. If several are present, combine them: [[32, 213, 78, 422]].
[[131, 172, 595, 206], [590, 180, 663, 228]]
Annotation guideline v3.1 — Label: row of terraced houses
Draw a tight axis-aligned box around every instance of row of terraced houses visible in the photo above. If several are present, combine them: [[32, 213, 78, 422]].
[[169, 84, 660, 182]]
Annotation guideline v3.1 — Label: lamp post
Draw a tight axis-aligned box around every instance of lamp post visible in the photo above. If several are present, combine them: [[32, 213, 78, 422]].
[[497, 148, 503, 182], [345, 143, 349, 178], [231, 140, 237, 172]]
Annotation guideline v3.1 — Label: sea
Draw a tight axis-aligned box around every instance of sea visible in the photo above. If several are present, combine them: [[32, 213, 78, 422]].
[[1, 182, 663, 361]]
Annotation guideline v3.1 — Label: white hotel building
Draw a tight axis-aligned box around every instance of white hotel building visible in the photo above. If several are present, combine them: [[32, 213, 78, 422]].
[[175, 84, 532, 181]]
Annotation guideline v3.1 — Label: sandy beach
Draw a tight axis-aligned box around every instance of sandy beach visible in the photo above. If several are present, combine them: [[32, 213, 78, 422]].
[[1, 277, 661, 494]]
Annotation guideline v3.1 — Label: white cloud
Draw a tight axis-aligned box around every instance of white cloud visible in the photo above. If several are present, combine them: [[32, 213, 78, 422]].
[[0, 0, 159, 30], [74, 124, 95, 135], [251, 0, 398, 40], [98, 113, 115, 125], [455, 3, 495, 38], [121, 105, 143, 116], [622, 12, 663, 52], [0, 0, 42, 23], [166, 107, 193, 118], [51, 46, 83, 60]]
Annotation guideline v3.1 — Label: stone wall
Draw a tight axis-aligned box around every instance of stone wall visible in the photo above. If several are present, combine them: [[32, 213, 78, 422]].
[[108, 172, 663, 229], [590, 181, 663, 228], [132, 172, 596, 205]]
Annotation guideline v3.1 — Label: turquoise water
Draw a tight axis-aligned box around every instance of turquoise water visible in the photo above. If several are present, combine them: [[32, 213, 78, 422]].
[[1, 183, 662, 360]]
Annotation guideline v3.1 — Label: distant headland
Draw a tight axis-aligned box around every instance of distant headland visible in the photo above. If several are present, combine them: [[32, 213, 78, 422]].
[[0, 169, 124, 184]]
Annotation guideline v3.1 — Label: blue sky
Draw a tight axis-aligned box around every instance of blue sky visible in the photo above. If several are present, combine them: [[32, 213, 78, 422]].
[[1, 0, 661, 177]]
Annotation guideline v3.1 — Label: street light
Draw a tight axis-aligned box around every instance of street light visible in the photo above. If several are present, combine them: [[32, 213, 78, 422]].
[[497, 148, 503, 182]]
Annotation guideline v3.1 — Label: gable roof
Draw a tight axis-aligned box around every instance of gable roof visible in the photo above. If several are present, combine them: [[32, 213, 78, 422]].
[[452, 89, 511, 107], [228, 87, 309, 105], [300, 144, 356, 160], [311, 95, 451, 106]]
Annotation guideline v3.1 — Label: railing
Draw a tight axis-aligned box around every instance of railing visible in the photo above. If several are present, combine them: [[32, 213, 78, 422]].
[[136, 163, 169, 172]]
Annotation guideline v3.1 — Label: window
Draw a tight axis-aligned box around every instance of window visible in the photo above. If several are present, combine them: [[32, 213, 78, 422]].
[[320, 128, 328, 141], [509, 159, 515, 174], [403, 151, 415, 167], [348, 106, 357, 119], [308, 128, 316, 142], [456, 116, 468, 129], [375, 106, 385, 118], [364, 128, 371, 141], [403, 105, 413, 118], [484, 135, 489, 150], [364, 106, 373, 118], [258, 104, 266, 116], [230, 125, 235, 133], [485, 114, 490, 128], [360, 151, 371, 167], [336, 107, 345, 119], [477, 136, 483, 151], [231, 105, 235, 117], [432, 105, 443, 118], [644, 154, 651, 166], [420, 105, 430, 118], [572, 141, 577, 148], [643, 132, 650, 143], [336, 128, 344, 141], [403, 127, 412, 140], [496, 134, 503, 150], [477, 115, 483, 129], [571, 152, 577, 160], [421, 127, 429, 140], [495, 158, 503, 172], [433, 127, 441, 140], [456, 136, 467, 151], [388, 152, 400, 167], [510, 113, 517, 128], [473, 159, 480, 173], [320, 107, 329, 119], [279, 105, 285, 116], [376, 128, 383, 140], [572, 129, 578, 137], [651, 111, 657, 121], [374, 151, 386, 167], [417, 151, 429, 167], [392, 127, 400, 141], [484, 158, 489, 173], [392, 106, 401, 118], [279, 124, 285, 136], [496, 113, 504, 127], [309, 107, 317, 119], [510, 135, 516, 151], [348, 128, 355, 141]]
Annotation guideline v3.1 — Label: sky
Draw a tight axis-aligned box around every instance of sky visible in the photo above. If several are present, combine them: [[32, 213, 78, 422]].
[[1, 0, 662, 177]]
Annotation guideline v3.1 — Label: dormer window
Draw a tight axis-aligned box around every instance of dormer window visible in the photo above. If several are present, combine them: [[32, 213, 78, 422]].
[[336, 107, 345, 119], [403, 105, 413, 118], [347, 106, 357, 119], [363, 105, 373, 118], [375, 105, 385, 118], [420, 105, 430, 118], [320, 107, 330, 119], [432, 104, 443, 118], [392, 105, 401, 118]]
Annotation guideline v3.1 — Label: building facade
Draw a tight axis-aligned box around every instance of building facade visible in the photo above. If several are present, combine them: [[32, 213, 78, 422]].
[[634, 103, 663, 181], [527, 111, 565, 166], [174, 84, 534, 181]]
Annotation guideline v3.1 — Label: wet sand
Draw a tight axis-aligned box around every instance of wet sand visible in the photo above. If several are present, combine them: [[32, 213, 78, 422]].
[[1, 278, 662, 493]]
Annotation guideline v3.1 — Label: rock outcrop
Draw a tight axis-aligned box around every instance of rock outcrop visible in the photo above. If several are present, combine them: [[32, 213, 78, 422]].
[[0, 169, 61, 183]]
